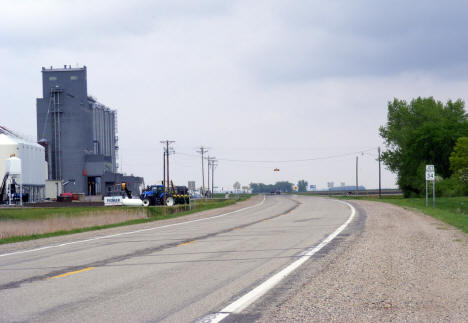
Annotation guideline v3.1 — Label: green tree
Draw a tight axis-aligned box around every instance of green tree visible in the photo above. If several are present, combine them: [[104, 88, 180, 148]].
[[297, 180, 308, 192], [275, 181, 293, 193], [450, 137, 468, 184], [379, 97, 468, 196]]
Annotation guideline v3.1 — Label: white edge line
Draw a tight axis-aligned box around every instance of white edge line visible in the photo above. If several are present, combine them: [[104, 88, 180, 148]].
[[0, 195, 266, 258], [202, 199, 356, 323]]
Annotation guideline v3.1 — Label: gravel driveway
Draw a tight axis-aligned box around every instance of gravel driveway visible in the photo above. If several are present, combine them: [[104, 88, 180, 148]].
[[260, 200, 468, 322]]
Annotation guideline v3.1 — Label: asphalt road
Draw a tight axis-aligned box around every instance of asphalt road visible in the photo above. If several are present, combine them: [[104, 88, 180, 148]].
[[0, 195, 354, 322]]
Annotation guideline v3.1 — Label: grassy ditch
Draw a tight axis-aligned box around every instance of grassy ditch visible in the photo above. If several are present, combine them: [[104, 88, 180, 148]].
[[339, 195, 468, 233], [0, 196, 251, 245]]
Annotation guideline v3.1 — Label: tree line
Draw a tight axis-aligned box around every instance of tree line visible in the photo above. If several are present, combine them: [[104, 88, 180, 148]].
[[250, 180, 309, 193]]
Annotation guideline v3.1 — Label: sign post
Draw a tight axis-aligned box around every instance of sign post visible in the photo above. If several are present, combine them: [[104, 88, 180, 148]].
[[425, 165, 435, 208]]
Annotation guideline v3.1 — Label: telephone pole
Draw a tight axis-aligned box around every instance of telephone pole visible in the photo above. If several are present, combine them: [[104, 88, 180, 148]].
[[197, 146, 208, 197], [163, 150, 166, 190], [207, 156, 211, 197], [161, 140, 175, 206], [355, 156, 359, 196], [212, 159, 217, 197], [207, 156, 216, 197], [378, 146, 382, 198]]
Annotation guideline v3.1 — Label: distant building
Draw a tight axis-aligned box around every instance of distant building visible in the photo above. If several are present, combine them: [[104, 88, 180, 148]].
[[36, 65, 143, 196]]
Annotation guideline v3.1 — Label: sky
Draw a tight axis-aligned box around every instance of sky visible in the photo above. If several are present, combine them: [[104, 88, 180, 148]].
[[1, 0, 468, 191]]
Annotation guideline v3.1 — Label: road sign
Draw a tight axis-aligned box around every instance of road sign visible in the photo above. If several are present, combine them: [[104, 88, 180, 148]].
[[426, 165, 435, 181], [188, 181, 196, 191], [425, 165, 435, 208]]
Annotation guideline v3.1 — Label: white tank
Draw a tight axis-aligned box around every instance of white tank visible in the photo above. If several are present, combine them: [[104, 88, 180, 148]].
[[122, 198, 144, 207], [5, 156, 21, 176]]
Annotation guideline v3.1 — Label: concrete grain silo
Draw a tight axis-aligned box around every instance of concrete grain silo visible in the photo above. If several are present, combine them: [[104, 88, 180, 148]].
[[36, 66, 142, 196]]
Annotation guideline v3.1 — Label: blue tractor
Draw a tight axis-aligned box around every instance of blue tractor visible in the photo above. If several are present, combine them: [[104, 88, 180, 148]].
[[140, 184, 189, 207]]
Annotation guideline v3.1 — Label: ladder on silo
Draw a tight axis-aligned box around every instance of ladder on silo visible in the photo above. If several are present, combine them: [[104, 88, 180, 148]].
[[50, 88, 63, 180], [114, 111, 119, 172]]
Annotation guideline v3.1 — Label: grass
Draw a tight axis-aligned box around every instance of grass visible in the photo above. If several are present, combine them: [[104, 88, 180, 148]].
[[339, 195, 468, 233], [0, 196, 251, 245], [0, 206, 112, 220]]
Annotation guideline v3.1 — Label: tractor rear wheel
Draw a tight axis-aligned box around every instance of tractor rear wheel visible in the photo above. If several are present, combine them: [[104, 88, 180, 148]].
[[166, 197, 175, 206]]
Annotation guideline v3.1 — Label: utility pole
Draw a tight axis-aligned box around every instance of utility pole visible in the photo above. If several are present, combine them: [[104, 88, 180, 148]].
[[207, 156, 216, 197], [207, 156, 211, 198], [163, 150, 166, 190], [378, 146, 382, 198], [212, 159, 217, 197], [355, 156, 359, 196], [197, 146, 208, 197], [161, 140, 175, 206], [206, 156, 216, 198]]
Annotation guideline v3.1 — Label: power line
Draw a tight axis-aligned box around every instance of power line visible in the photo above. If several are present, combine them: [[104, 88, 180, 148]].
[[179, 147, 377, 164]]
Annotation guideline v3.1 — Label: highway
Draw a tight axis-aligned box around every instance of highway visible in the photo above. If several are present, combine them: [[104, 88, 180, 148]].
[[0, 195, 355, 322]]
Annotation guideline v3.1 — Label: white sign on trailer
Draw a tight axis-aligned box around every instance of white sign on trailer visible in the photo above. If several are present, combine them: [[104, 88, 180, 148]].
[[104, 196, 123, 206], [426, 165, 435, 181]]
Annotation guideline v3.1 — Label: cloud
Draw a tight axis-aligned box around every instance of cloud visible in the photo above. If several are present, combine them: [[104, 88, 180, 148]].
[[0, 0, 229, 51], [250, 0, 468, 82]]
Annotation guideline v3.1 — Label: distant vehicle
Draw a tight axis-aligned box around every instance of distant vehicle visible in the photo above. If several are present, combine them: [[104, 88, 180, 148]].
[[140, 184, 190, 206], [275, 190, 281, 195], [191, 191, 202, 198]]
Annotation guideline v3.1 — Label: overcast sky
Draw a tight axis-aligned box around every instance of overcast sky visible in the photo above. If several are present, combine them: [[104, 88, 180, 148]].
[[2, 0, 468, 191]]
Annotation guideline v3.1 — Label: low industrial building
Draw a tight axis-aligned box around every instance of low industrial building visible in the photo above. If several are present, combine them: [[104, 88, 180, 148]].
[[0, 126, 47, 202]]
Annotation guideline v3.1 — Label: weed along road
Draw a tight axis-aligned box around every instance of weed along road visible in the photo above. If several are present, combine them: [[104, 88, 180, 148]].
[[0, 195, 356, 322]]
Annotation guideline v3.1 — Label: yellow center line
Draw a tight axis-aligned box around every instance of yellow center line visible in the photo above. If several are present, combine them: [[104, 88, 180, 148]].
[[232, 227, 241, 231], [177, 240, 196, 247], [48, 267, 96, 280]]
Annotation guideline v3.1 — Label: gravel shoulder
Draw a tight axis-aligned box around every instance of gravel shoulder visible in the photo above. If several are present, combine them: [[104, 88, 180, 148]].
[[0, 195, 261, 254], [260, 199, 468, 322]]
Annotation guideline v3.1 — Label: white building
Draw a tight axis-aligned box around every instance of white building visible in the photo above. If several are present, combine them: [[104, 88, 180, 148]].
[[0, 127, 47, 202]]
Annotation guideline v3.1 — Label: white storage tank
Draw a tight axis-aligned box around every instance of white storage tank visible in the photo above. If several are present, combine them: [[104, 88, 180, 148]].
[[6, 155, 22, 176], [0, 131, 46, 202]]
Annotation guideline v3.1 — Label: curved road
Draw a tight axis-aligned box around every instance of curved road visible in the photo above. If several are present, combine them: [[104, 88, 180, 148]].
[[0, 195, 355, 322]]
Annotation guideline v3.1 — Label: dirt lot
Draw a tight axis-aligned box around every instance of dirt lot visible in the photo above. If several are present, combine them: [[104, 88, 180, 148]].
[[261, 200, 468, 322]]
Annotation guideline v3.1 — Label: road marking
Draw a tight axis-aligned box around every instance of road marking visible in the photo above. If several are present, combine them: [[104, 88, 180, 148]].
[[178, 240, 196, 247], [48, 267, 95, 280], [198, 200, 356, 323], [0, 196, 266, 258]]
